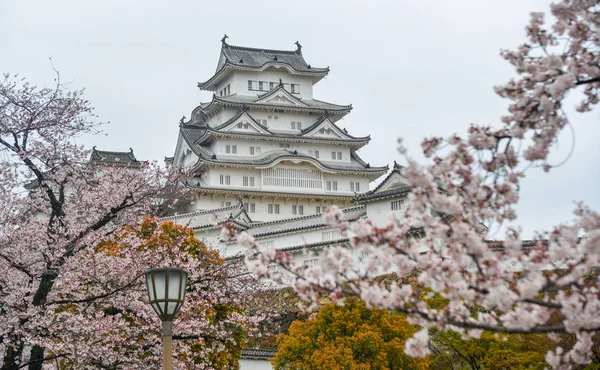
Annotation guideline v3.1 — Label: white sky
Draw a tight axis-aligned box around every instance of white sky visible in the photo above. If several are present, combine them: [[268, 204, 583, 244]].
[[2, 0, 599, 238]]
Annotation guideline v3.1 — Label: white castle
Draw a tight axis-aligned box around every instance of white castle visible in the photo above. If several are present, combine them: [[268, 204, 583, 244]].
[[160, 37, 412, 264]]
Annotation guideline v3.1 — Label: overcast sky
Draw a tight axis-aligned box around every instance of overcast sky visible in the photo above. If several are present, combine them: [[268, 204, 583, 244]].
[[2, 0, 599, 238]]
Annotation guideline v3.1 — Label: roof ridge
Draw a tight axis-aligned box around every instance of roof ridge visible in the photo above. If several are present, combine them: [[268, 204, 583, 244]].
[[226, 44, 299, 55]]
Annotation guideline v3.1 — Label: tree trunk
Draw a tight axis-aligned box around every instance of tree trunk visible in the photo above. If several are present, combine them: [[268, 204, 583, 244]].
[[1, 344, 22, 370], [27, 270, 58, 370]]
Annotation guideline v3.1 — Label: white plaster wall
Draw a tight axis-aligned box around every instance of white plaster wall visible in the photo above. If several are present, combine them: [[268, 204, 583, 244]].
[[224, 70, 315, 99], [210, 138, 353, 166], [239, 359, 273, 370], [364, 196, 406, 227]]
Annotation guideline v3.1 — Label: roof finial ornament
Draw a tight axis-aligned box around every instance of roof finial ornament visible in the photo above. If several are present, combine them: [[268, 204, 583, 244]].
[[92, 146, 97, 151], [129, 147, 133, 154], [273, 55, 278, 61], [295, 41, 302, 54], [279, 78, 283, 87], [394, 160, 398, 168], [211, 154, 217, 160], [323, 110, 329, 117], [241, 104, 248, 112], [221, 34, 229, 46], [180, 115, 186, 125]]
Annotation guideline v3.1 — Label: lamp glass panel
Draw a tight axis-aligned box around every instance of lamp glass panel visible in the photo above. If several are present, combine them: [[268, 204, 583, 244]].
[[167, 302, 178, 315], [153, 271, 167, 300], [167, 270, 182, 301], [146, 274, 156, 301], [151, 302, 162, 316], [180, 273, 188, 301]]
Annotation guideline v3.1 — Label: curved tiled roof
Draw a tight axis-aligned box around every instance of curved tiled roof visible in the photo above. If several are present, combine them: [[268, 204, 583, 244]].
[[183, 110, 369, 146], [197, 94, 352, 117], [199, 41, 329, 90], [179, 125, 386, 175], [90, 147, 139, 165], [247, 206, 365, 238]]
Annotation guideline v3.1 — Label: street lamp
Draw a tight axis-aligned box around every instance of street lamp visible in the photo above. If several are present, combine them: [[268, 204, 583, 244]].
[[145, 267, 188, 370]]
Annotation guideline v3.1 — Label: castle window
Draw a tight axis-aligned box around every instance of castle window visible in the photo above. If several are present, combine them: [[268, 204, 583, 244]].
[[267, 204, 280, 214], [259, 81, 264, 91], [331, 151, 342, 160], [391, 200, 404, 211], [291, 84, 299, 94], [248, 80, 254, 90], [237, 123, 243, 129], [308, 150, 320, 159], [304, 258, 319, 267], [291, 121, 301, 130], [243, 176, 255, 187], [322, 230, 342, 241], [244, 202, 256, 213], [279, 143, 290, 148], [315, 206, 321, 214], [219, 175, 231, 185], [292, 205, 304, 215], [326, 181, 338, 191], [350, 182, 360, 192], [270, 82, 275, 90], [244, 123, 249, 129], [220, 201, 232, 207]]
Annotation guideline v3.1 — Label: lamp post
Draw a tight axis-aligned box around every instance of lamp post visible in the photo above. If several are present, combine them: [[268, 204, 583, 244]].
[[145, 268, 188, 370]]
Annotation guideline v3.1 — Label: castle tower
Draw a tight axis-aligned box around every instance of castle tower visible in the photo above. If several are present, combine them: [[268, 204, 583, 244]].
[[172, 37, 387, 221]]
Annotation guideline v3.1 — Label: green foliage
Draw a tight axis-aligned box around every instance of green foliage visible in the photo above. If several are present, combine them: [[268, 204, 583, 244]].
[[429, 329, 552, 370], [272, 300, 428, 370]]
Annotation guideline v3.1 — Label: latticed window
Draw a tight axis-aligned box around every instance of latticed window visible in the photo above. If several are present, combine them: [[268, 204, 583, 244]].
[[304, 258, 319, 267], [263, 168, 323, 189], [219, 175, 230, 185], [391, 200, 404, 211], [322, 230, 342, 241]]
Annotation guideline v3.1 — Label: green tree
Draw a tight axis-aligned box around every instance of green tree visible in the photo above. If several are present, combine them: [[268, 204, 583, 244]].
[[272, 300, 428, 370], [429, 329, 552, 370]]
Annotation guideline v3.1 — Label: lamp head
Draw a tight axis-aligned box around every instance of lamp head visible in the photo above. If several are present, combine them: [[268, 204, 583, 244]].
[[145, 267, 188, 322]]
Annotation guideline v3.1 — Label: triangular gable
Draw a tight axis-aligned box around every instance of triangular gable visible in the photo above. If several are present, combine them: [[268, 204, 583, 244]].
[[217, 111, 271, 134], [302, 117, 353, 140], [377, 171, 409, 192], [255, 86, 308, 106]]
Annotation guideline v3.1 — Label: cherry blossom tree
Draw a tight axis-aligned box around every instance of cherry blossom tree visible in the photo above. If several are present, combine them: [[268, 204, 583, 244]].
[[241, 1, 600, 368], [0, 73, 261, 369]]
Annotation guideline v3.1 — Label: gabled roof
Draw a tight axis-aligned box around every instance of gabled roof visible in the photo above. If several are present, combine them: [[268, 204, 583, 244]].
[[212, 109, 271, 134], [254, 85, 309, 106], [161, 201, 252, 230], [90, 147, 140, 166], [355, 162, 411, 203], [240, 348, 277, 360], [301, 115, 368, 141], [195, 94, 352, 121], [183, 110, 369, 147], [246, 206, 366, 239], [199, 38, 329, 91]]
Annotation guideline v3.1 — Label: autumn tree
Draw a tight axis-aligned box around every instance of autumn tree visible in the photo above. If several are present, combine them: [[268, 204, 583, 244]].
[[240, 1, 600, 368], [44, 217, 258, 368], [272, 300, 428, 370]]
